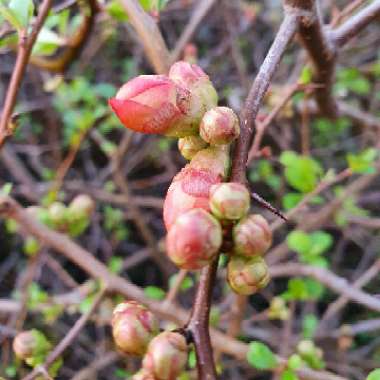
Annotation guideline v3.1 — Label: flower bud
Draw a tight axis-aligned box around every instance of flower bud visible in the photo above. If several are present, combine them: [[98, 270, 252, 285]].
[[233, 214, 272, 257], [109, 75, 200, 137], [297, 340, 316, 358], [166, 208, 222, 270], [48, 202, 67, 228], [68, 194, 95, 217], [142, 331, 187, 380], [178, 136, 207, 161], [169, 61, 218, 114], [227, 255, 270, 295], [209, 182, 250, 220], [13, 330, 51, 361], [112, 301, 159, 356], [199, 106, 240, 145]]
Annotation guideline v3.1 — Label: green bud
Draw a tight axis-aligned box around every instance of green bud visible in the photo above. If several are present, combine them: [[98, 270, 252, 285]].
[[227, 255, 270, 295], [48, 202, 68, 229], [23, 236, 40, 256], [268, 297, 289, 320], [209, 182, 250, 220], [13, 330, 51, 362], [142, 331, 188, 380], [68, 194, 95, 218], [178, 136, 207, 160]]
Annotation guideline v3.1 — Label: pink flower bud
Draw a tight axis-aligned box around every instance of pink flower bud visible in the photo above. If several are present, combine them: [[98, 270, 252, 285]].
[[209, 182, 250, 220], [233, 214, 272, 257], [169, 61, 218, 114], [142, 331, 187, 380], [166, 208, 222, 270], [109, 75, 198, 137], [13, 330, 51, 361], [112, 301, 159, 356], [227, 255, 270, 295], [199, 107, 240, 145], [163, 146, 229, 229], [178, 136, 208, 160]]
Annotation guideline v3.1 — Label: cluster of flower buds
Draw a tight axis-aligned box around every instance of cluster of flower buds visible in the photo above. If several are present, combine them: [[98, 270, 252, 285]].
[[13, 329, 51, 367], [111, 301, 188, 379], [25, 194, 95, 238], [109, 61, 273, 280], [268, 296, 290, 320]]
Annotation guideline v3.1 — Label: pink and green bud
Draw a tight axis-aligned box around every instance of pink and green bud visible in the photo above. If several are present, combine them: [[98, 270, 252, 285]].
[[200, 106, 240, 145], [209, 182, 250, 220], [169, 61, 218, 114], [13, 329, 51, 362], [142, 331, 188, 380], [227, 255, 270, 295], [109, 75, 200, 137], [233, 214, 272, 257], [163, 146, 229, 229], [166, 208, 222, 270], [178, 136, 208, 161], [112, 301, 159, 356], [48, 202, 67, 228], [68, 194, 95, 218]]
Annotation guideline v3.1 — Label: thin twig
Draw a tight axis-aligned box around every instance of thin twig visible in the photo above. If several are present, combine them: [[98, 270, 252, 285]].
[[0, 0, 53, 149]]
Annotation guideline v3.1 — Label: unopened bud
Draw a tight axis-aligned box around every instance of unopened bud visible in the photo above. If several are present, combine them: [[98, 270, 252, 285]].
[[200, 107, 240, 145], [178, 136, 208, 161], [68, 194, 95, 217], [13, 330, 51, 361], [209, 182, 250, 220], [268, 297, 289, 320], [227, 255, 270, 295], [132, 370, 156, 380], [112, 301, 159, 356], [169, 61, 218, 115], [142, 331, 187, 380], [48, 202, 67, 228], [233, 214, 272, 257], [166, 208, 222, 270]]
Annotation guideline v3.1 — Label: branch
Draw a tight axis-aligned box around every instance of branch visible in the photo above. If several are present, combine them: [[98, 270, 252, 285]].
[[230, 10, 299, 184], [286, 0, 338, 118], [270, 263, 380, 312], [0, 0, 53, 149], [330, 0, 380, 47], [121, 0, 170, 74]]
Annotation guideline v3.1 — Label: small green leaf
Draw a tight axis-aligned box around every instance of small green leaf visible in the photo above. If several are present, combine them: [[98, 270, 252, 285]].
[[144, 286, 166, 300], [188, 349, 197, 368], [108, 256, 124, 274], [9, 0, 34, 28], [347, 148, 377, 174], [287, 354, 303, 370], [299, 66, 312, 85], [302, 314, 318, 339], [281, 369, 299, 380], [282, 192, 303, 210], [0, 3, 22, 30], [1, 182, 13, 195], [247, 341, 278, 370], [287, 230, 311, 255], [367, 369, 380, 380]]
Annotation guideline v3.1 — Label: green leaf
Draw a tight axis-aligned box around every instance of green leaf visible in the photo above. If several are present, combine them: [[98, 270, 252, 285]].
[[367, 369, 380, 380], [287, 230, 311, 255], [302, 314, 318, 339], [108, 256, 124, 274], [9, 0, 34, 28], [287, 354, 303, 370], [309, 231, 333, 256], [188, 349, 197, 368], [282, 192, 303, 210], [33, 27, 66, 56], [144, 286, 166, 300], [281, 369, 299, 380], [0, 3, 22, 30], [299, 66, 312, 85], [1, 182, 13, 195], [247, 341, 278, 370], [347, 148, 378, 174], [285, 278, 309, 301]]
